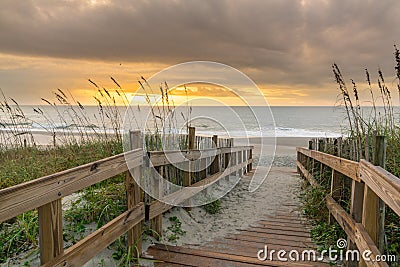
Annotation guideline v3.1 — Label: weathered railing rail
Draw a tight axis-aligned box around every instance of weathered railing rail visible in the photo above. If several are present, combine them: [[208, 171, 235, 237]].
[[0, 129, 253, 266], [297, 142, 400, 267]]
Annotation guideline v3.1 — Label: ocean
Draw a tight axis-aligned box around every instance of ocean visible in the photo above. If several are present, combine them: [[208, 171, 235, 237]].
[[0, 106, 355, 143]]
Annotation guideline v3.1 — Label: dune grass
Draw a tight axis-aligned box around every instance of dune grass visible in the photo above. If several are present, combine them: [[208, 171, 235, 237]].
[[0, 77, 195, 265], [300, 46, 400, 262]]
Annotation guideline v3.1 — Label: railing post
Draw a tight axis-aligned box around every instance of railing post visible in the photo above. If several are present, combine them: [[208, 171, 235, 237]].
[[151, 165, 163, 240], [361, 135, 386, 256], [38, 199, 63, 264], [242, 148, 246, 174], [182, 127, 195, 209], [247, 146, 252, 173], [330, 138, 343, 223], [225, 138, 233, 181], [248, 138, 252, 172], [372, 135, 386, 252], [211, 135, 219, 175], [318, 139, 325, 183], [183, 127, 195, 187], [126, 130, 143, 256]]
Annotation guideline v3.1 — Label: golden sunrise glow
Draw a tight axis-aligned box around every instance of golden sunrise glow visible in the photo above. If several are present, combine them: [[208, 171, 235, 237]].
[[0, 53, 342, 106]]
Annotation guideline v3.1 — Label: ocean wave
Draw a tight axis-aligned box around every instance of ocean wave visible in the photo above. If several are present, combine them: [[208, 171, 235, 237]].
[[195, 127, 341, 138]]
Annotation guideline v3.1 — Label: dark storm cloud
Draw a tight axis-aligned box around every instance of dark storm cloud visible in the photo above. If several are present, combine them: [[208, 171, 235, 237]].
[[1, 0, 400, 88]]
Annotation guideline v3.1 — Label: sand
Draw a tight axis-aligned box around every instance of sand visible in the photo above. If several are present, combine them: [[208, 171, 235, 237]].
[[139, 137, 310, 266]]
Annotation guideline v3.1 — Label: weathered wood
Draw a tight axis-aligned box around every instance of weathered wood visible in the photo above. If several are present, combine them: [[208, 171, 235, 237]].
[[211, 135, 219, 175], [297, 157, 389, 267], [183, 127, 195, 210], [42, 203, 145, 267], [150, 166, 163, 239], [247, 144, 252, 172], [148, 243, 328, 267], [38, 199, 63, 264], [0, 148, 143, 223], [148, 146, 253, 167], [225, 138, 232, 180], [188, 126, 196, 150], [297, 147, 360, 181], [296, 161, 320, 188], [359, 160, 400, 216], [354, 223, 389, 267], [149, 159, 252, 218], [348, 178, 365, 267], [329, 170, 343, 224], [326, 196, 356, 241], [362, 135, 386, 254], [373, 136, 386, 253], [126, 130, 143, 255]]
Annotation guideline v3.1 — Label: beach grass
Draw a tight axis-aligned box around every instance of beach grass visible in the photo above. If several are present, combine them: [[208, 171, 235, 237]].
[[0, 77, 195, 264]]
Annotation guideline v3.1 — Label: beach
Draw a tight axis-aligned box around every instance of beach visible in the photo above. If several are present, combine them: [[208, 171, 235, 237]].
[[138, 136, 310, 265]]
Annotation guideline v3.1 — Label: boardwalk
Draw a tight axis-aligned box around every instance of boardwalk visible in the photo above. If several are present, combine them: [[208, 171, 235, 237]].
[[143, 169, 331, 267]]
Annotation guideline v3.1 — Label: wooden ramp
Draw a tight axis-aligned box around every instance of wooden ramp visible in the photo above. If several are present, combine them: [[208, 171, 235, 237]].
[[143, 205, 331, 266]]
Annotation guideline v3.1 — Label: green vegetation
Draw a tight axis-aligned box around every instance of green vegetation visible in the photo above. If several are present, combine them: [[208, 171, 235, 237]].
[[203, 199, 222, 214], [0, 140, 124, 263], [0, 77, 198, 264], [300, 185, 345, 251], [332, 45, 400, 259], [165, 216, 186, 243], [301, 46, 400, 263]]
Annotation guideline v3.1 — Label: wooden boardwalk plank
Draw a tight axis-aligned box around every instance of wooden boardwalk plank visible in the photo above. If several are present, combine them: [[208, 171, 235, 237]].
[[224, 234, 315, 249], [243, 226, 311, 237], [144, 171, 331, 267], [148, 244, 330, 267]]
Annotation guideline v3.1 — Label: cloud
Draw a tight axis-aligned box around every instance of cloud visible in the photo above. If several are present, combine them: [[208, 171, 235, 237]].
[[0, 0, 400, 105]]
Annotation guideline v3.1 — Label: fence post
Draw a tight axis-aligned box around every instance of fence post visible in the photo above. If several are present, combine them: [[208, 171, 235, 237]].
[[225, 138, 233, 181], [362, 135, 386, 253], [247, 147, 252, 173], [38, 200, 63, 264], [182, 127, 195, 209], [183, 127, 195, 187], [151, 165, 163, 240], [126, 130, 143, 256], [373, 135, 386, 253], [329, 138, 343, 225], [211, 135, 219, 175], [245, 140, 252, 173]]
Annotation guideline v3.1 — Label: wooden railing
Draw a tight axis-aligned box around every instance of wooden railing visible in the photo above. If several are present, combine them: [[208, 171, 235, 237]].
[[297, 142, 400, 267], [0, 129, 253, 266]]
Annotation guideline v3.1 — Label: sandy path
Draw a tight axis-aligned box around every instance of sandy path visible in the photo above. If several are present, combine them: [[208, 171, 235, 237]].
[[157, 166, 301, 248]]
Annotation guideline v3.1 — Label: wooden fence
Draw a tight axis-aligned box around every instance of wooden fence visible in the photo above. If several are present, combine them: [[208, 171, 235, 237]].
[[297, 137, 400, 267], [0, 128, 253, 266]]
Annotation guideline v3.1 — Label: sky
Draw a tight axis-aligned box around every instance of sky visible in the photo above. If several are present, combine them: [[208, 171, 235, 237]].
[[0, 0, 400, 106]]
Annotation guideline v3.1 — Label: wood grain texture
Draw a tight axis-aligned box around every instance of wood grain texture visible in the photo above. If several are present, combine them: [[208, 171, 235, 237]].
[[42, 203, 145, 267], [297, 154, 388, 266], [354, 223, 389, 267], [149, 146, 253, 167], [0, 148, 142, 223], [297, 147, 360, 181], [360, 160, 400, 216], [38, 199, 63, 264]]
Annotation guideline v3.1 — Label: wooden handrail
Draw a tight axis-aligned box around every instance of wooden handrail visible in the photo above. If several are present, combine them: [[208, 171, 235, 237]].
[[149, 146, 253, 167], [0, 148, 143, 223], [0, 129, 254, 267], [42, 203, 146, 267], [297, 147, 360, 182], [359, 159, 400, 216], [297, 147, 400, 217], [296, 145, 400, 267]]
